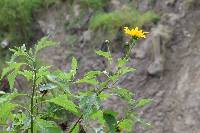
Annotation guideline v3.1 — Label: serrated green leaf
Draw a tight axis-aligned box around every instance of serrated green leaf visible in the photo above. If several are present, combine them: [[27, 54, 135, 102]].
[[71, 57, 78, 77], [113, 88, 134, 102], [7, 71, 17, 89], [117, 58, 128, 68], [39, 83, 58, 91], [19, 70, 33, 81], [103, 111, 118, 133], [48, 95, 79, 116], [36, 66, 51, 85], [136, 98, 153, 108], [76, 71, 101, 85], [98, 92, 112, 100], [76, 78, 99, 85], [1, 62, 24, 88], [91, 110, 105, 125], [118, 119, 134, 132], [60, 57, 78, 81], [109, 74, 120, 82], [35, 37, 57, 54], [1, 67, 12, 79], [9, 44, 28, 60], [119, 67, 136, 76], [36, 118, 62, 133], [80, 94, 100, 119], [0, 103, 18, 124], [83, 71, 101, 79], [96, 50, 112, 60], [0, 92, 26, 104]]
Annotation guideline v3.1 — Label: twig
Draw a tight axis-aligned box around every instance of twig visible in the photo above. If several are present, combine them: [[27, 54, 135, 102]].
[[69, 115, 83, 133]]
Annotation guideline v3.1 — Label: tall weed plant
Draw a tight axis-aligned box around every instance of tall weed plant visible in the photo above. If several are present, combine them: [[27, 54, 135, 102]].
[[0, 26, 152, 132]]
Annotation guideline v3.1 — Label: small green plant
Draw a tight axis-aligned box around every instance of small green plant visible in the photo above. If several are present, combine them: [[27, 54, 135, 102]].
[[0, 27, 152, 132]]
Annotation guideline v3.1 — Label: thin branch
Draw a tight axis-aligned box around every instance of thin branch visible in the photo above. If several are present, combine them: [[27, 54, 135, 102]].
[[69, 115, 83, 133]]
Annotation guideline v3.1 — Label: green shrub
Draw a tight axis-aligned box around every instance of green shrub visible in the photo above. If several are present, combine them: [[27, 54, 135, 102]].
[[0, 0, 45, 43], [89, 7, 160, 32]]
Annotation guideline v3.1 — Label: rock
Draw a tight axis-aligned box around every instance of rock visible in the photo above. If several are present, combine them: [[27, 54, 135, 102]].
[[147, 58, 164, 76]]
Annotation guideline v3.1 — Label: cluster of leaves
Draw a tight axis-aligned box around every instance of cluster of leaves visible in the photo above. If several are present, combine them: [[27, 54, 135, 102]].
[[0, 36, 152, 132], [89, 7, 159, 33]]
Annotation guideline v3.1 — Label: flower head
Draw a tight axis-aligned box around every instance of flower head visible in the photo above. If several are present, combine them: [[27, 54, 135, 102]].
[[124, 27, 148, 39]]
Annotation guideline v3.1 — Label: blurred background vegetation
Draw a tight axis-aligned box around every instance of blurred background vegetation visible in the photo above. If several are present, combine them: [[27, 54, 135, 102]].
[[0, 0, 159, 73]]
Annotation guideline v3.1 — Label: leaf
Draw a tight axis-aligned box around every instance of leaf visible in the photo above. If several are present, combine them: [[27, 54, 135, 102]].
[[59, 57, 78, 81], [19, 70, 33, 81], [39, 83, 58, 91], [91, 110, 105, 125], [1, 67, 12, 79], [36, 66, 51, 85], [47, 57, 78, 84], [103, 110, 118, 133], [76, 71, 101, 85], [0, 103, 18, 124], [76, 78, 99, 85], [70, 57, 78, 78], [118, 119, 134, 132], [1, 62, 24, 88], [7, 71, 17, 89], [80, 94, 100, 119], [83, 71, 101, 79], [36, 118, 62, 133], [95, 50, 112, 60], [118, 66, 136, 76], [9, 44, 28, 60], [98, 92, 112, 100], [0, 92, 25, 104], [69, 123, 80, 133], [117, 58, 128, 68], [113, 87, 134, 102], [136, 98, 153, 108], [48, 95, 80, 116], [35, 37, 57, 53]]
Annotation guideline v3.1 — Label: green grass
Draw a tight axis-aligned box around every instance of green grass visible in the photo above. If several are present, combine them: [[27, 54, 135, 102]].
[[89, 7, 160, 32]]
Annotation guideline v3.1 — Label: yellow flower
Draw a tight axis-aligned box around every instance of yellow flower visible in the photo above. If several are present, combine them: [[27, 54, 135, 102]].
[[124, 27, 148, 39]]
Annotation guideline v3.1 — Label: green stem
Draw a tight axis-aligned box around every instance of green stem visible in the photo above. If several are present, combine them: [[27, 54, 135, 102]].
[[69, 115, 83, 133], [31, 63, 37, 133]]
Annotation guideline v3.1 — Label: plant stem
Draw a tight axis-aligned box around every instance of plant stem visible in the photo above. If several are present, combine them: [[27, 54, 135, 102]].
[[69, 115, 83, 133], [30, 63, 37, 133]]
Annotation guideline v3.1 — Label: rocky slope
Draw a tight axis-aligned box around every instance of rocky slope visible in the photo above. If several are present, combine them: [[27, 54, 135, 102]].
[[35, 0, 200, 132]]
